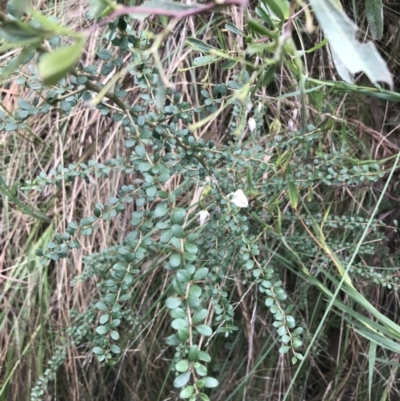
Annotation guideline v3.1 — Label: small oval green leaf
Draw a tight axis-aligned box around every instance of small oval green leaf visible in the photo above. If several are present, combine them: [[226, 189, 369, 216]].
[[193, 268, 208, 281], [188, 345, 200, 361], [192, 309, 208, 325], [170, 253, 182, 268], [173, 372, 191, 388], [179, 385, 194, 399], [171, 207, 186, 225], [166, 297, 182, 309], [195, 324, 212, 336], [203, 377, 219, 388], [176, 359, 190, 373], [172, 224, 185, 238], [194, 362, 207, 376]]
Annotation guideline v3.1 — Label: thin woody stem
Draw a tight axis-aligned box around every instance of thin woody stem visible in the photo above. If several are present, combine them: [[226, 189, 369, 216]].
[[100, 0, 247, 26]]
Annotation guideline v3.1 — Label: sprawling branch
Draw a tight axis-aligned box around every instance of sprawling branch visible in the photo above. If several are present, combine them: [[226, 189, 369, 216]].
[[101, 0, 247, 25]]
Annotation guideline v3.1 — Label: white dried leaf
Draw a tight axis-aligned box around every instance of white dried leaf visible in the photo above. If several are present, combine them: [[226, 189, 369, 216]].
[[229, 189, 249, 208]]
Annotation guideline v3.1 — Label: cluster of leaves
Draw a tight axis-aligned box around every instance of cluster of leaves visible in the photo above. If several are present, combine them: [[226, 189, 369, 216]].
[[30, 309, 95, 401], [27, 69, 308, 401]]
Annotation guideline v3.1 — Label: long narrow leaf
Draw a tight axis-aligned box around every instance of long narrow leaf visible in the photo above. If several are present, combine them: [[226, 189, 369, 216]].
[[0, 176, 51, 222], [365, 0, 383, 40], [368, 341, 377, 400], [309, 0, 392, 88]]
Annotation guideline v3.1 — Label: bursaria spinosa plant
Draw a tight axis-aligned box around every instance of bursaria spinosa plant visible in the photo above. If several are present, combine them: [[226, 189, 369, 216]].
[[20, 1, 304, 396], [4, 0, 400, 400]]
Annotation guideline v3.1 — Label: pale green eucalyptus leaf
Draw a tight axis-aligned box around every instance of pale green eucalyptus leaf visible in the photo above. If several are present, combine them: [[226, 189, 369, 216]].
[[38, 42, 84, 85], [128, 0, 204, 21], [365, 0, 383, 40], [309, 0, 392, 88], [330, 45, 353, 83]]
